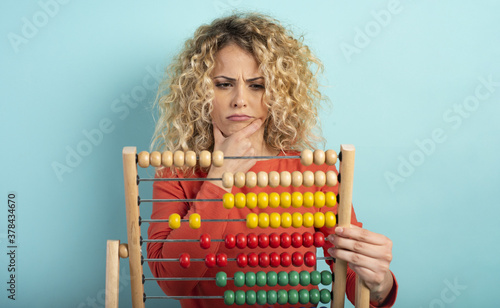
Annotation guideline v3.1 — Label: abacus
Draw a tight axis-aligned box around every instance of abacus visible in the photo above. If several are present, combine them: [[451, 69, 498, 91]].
[[105, 145, 370, 308]]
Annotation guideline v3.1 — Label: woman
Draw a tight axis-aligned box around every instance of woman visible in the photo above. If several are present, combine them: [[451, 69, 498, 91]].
[[148, 12, 397, 307]]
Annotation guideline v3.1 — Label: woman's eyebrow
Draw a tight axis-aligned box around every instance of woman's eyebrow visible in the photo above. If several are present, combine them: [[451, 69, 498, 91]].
[[213, 75, 264, 82]]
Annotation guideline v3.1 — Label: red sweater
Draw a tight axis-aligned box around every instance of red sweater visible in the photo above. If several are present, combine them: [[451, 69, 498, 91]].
[[147, 152, 398, 307]]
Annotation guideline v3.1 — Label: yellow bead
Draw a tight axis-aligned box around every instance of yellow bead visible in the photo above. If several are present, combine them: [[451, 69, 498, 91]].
[[325, 211, 337, 228], [246, 193, 257, 209], [303, 192, 314, 208], [189, 213, 201, 229], [235, 193, 246, 209], [291, 192, 303, 208], [303, 212, 314, 228], [257, 192, 269, 209], [222, 193, 234, 209], [314, 191, 326, 208], [326, 192, 337, 207], [281, 212, 292, 228], [314, 212, 325, 228], [258, 213, 270, 228], [280, 192, 291, 208], [269, 192, 280, 208], [247, 213, 258, 229], [292, 212, 303, 228], [270, 212, 281, 228], [168, 213, 181, 229]]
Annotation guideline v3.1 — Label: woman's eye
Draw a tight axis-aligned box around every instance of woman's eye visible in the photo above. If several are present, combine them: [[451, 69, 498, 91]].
[[216, 82, 232, 88], [250, 84, 265, 89]]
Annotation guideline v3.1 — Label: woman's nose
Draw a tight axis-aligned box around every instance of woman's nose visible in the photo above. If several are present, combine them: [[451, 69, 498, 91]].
[[232, 84, 247, 108]]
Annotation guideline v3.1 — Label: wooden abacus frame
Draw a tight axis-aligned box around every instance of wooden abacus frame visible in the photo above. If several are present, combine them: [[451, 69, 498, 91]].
[[105, 145, 369, 308]]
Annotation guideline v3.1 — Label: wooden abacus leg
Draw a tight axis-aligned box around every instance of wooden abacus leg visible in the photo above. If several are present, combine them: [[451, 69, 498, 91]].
[[105, 240, 120, 308]]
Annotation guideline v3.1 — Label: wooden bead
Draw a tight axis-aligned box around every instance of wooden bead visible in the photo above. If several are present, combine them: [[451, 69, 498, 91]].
[[137, 151, 150, 168], [161, 151, 173, 167], [173, 151, 185, 167], [291, 171, 303, 187], [326, 171, 338, 187], [302, 171, 314, 187], [300, 149, 313, 166], [185, 150, 197, 167], [270, 213, 281, 228], [150, 151, 161, 167], [119, 243, 129, 258], [313, 150, 325, 165], [234, 172, 246, 188], [246, 172, 257, 188], [257, 171, 268, 187], [222, 172, 234, 188], [212, 150, 224, 167], [314, 171, 326, 187], [269, 171, 280, 188], [325, 149, 337, 165], [199, 150, 211, 168], [280, 171, 291, 187]]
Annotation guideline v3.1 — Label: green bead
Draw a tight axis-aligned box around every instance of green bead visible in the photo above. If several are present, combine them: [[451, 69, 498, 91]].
[[321, 271, 333, 285], [299, 271, 311, 286], [234, 271, 245, 287], [267, 271, 278, 287], [216, 272, 227, 287], [267, 290, 277, 305], [256, 290, 267, 305], [289, 271, 299, 286], [288, 289, 299, 305], [246, 290, 256, 305], [309, 289, 320, 305], [256, 271, 267, 287], [310, 271, 321, 285], [299, 289, 309, 304], [320, 289, 331, 304], [235, 290, 246, 305], [224, 290, 234, 305], [245, 271, 256, 287], [278, 271, 289, 286], [277, 289, 288, 305]]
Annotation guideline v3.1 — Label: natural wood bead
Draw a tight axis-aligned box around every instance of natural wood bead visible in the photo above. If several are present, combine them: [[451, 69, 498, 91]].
[[119, 243, 129, 258], [300, 149, 313, 166], [137, 151, 150, 168], [269, 171, 280, 188], [313, 150, 325, 165], [280, 171, 292, 187], [314, 171, 326, 187], [222, 172, 234, 188], [303, 170, 314, 187], [326, 170, 338, 186], [199, 150, 211, 168], [325, 150, 337, 165], [234, 172, 246, 188], [212, 150, 224, 167], [161, 151, 173, 167], [291, 171, 303, 187], [257, 171, 268, 187], [150, 151, 161, 167], [173, 151, 185, 167], [185, 151, 197, 167], [246, 172, 257, 188]]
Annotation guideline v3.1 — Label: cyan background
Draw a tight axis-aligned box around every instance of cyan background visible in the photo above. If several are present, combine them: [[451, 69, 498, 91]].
[[1, 0, 499, 307]]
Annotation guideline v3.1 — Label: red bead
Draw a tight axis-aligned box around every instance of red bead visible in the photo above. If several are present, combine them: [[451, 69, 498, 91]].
[[314, 232, 325, 247], [291, 232, 303, 248], [248, 252, 259, 267], [302, 232, 314, 248], [258, 233, 269, 248], [225, 234, 236, 249], [236, 253, 247, 268], [200, 234, 211, 249], [259, 252, 270, 268], [205, 253, 216, 268], [236, 233, 247, 249], [269, 233, 280, 248], [270, 252, 280, 267], [292, 252, 304, 267], [247, 233, 258, 249], [304, 251, 316, 267], [179, 253, 190, 268], [280, 252, 292, 267], [216, 253, 228, 267], [280, 232, 291, 248]]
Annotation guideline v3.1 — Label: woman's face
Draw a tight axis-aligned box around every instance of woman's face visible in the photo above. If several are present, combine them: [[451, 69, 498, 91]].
[[211, 44, 267, 137]]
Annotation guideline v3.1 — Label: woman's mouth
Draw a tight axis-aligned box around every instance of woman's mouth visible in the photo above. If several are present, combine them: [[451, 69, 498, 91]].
[[227, 114, 252, 121]]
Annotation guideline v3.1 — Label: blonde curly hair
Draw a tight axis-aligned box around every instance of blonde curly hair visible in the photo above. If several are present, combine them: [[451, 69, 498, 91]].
[[151, 12, 326, 156]]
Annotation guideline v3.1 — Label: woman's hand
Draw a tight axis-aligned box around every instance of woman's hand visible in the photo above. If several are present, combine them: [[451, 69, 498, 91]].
[[327, 225, 394, 305]]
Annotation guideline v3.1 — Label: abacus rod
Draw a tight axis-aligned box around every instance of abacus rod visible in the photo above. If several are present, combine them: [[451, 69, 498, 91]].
[[141, 218, 246, 223], [140, 198, 221, 203], [142, 239, 224, 243], [146, 295, 223, 300], [143, 257, 334, 262], [225, 155, 300, 159], [144, 277, 233, 281], [139, 177, 221, 182]]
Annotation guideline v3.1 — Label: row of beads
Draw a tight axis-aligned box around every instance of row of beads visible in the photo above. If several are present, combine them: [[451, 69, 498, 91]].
[[246, 212, 337, 229], [222, 170, 338, 188], [222, 191, 336, 209], [223, 288, 332, 305], [215, 270, 333, 288], [199, 232, 325, 249]]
